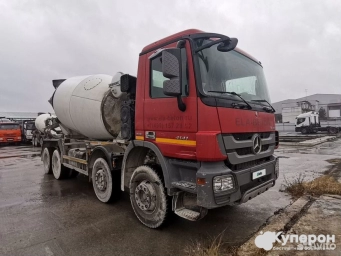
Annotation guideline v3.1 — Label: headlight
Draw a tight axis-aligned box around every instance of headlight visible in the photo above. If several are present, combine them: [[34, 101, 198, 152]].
[[0, 138, 3, 141], [275, 159, 279, 178], [17, 137, 21, 140], [213, 175, 234, 193]]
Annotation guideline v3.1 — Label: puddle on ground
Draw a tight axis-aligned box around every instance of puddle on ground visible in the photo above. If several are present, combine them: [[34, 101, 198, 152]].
[[0, 154, 40, 160], [20, 154, 40, 159]]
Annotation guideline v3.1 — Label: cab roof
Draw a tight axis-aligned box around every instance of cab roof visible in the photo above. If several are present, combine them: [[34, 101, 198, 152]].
[[296, 111, 319, 118], [140, 29, 261, 64]]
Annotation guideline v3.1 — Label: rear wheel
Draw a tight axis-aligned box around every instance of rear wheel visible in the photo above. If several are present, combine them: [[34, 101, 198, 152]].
[[42, 147, 52, 174], [92, 158, 116, 203], [329, 127, 338, 134], [52, 149, 68, 180], [129, 165, 170, 229]]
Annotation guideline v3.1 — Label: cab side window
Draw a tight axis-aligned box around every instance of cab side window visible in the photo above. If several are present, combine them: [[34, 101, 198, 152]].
[[296, 118, 305, 125], [150, 48, 188, 98]]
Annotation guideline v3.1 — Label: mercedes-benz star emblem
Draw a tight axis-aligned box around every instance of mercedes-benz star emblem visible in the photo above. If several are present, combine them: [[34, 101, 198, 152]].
[[252, 134, 262, 154]]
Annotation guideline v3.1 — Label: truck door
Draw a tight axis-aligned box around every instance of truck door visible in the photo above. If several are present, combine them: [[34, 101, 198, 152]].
[[143, 41, 198, 160]]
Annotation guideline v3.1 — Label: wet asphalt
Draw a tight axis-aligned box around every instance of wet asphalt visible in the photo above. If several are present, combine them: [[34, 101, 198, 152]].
[[0, 139, 340, 256]]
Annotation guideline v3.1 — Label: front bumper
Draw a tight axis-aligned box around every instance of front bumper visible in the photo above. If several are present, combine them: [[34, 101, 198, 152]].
[[196, 156, 278, 209], [0, 138, 21, 143]]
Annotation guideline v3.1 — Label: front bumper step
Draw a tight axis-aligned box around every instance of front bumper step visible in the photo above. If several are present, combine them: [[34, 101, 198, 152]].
[[172, 181, 196, 194]]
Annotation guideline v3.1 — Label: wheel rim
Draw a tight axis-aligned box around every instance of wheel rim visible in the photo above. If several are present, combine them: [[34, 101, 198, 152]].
[[134, 180, 157, 212], [95, 169, 107, 191], [92, 159, 113, 202]]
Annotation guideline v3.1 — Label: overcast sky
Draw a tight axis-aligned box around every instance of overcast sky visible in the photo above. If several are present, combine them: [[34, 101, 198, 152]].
[[0, 0, 340, 112]]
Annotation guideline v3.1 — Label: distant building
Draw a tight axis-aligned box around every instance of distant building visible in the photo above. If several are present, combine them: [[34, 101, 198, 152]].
[[272, 94, 341, 123]]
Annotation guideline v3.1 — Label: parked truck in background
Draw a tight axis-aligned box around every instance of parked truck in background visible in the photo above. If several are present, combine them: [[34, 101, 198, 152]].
[[295, 111, 340, 134], [32, 113, 61, 147], [41, 29, 279, 228], [21, 120, 36, 143], [0, 118, 21, 145]]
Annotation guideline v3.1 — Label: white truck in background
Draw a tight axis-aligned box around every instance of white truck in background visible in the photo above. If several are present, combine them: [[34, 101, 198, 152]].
[[295, 111, 339, 134]]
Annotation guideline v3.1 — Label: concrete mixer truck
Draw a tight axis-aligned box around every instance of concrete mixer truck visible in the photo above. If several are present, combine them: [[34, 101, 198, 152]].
[[41, 29, 279, 229], [32, 113, 61, 147]]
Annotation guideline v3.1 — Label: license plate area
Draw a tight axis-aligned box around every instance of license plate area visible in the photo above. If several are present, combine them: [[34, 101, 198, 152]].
[[252, 169, 266, 180]]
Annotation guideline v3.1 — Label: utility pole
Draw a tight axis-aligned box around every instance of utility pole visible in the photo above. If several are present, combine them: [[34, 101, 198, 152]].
[[305, 89, 307, 100]]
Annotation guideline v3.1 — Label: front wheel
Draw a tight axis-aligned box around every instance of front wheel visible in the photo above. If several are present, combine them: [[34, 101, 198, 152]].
[[129, 165, 170, 229], [301, 128, 308, 134]]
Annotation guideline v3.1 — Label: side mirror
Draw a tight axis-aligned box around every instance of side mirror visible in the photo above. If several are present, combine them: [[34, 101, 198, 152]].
[[217, 38, 238, 52], [162, 49, 182, 97]]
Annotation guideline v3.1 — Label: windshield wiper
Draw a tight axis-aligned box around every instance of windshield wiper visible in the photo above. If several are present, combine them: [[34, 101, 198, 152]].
[[207, 91, 252, 110], [251, 99, 276, 113]]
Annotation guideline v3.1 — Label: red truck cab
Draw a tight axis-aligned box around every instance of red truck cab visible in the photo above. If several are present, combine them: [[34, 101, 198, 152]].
[[0, 121, 21, 144], [43, 29, 279, 229], [121, 29, 279, 225]]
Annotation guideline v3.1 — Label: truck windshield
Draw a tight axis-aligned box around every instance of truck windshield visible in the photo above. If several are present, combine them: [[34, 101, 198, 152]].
[[0, 124, 20, 130], [194, 39, 271, 103], [25, 123, 35, 130]]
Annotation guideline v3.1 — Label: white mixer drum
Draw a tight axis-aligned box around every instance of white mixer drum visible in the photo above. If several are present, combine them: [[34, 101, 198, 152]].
[[35, 114, 56, 133], [52, 74, 123, 140]]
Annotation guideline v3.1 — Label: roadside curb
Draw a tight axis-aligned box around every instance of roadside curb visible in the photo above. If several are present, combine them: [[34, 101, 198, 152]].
[[279, 136, 336, 147], [237, 196, 313, 256]]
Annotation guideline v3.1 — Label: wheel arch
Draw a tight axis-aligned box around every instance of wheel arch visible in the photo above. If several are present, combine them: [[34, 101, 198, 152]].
[[121, 141, 172, 192], [40, 139, 60, 161], [88, 146, 113, 180]]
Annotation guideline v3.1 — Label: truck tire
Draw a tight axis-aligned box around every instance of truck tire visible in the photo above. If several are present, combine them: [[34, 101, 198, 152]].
[[42, 147, 53, 174], [51, 149, 68, 180], [329, 127, 338, 134], [92, 158, 116, 203], [39, 138, 43, 147], [129, 165, 170, 229], [301, 128, 307, 134]]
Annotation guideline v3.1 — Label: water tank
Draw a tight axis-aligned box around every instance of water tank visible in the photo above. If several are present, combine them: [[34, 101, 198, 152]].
[[35, 114, 56, 133], [51, 74, 124, 140]]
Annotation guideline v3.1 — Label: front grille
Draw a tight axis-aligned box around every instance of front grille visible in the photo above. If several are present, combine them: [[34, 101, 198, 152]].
[[240, 174, 272, 194], [223, 132, 275, 166], [234, 144, 269, 156], [235, 147, 253, 155], [262, 144, 269, 151], [232, 132, 270, 141], [4, 134, 16, 137], [226, 157, 271, 171]]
